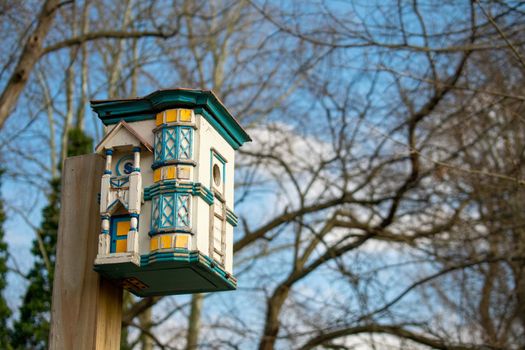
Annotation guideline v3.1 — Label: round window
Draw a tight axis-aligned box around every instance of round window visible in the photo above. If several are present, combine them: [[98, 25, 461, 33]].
[[213, 164, 221, 187]]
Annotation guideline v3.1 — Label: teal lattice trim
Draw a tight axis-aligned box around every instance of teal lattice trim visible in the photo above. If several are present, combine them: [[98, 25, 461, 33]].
[[145, 181, 238, 225], [160, 194, 175, 228], [150, 192, 191, 232], [144, 181, 214, 205], [154, 126, 193, 163]]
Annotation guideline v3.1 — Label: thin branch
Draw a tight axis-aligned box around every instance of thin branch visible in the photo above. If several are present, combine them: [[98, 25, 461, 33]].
[[42, 28, 179, 56]]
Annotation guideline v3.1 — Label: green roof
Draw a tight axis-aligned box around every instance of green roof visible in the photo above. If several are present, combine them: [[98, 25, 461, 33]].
[[91, 89, 251, 149]]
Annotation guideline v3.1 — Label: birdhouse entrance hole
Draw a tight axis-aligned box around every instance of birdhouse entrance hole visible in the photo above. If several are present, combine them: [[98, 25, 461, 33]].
[[213, 164, 221, 186]]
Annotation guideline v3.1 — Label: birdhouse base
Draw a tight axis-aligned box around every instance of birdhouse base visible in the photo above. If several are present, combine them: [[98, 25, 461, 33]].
[[94, 249, 236, 297]]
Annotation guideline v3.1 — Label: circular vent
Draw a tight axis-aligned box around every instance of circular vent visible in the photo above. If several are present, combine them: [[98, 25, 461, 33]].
[[213, 164, 221, 187]]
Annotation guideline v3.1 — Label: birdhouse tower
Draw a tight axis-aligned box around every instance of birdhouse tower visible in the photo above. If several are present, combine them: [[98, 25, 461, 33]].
[[91, 89, 251, 297]]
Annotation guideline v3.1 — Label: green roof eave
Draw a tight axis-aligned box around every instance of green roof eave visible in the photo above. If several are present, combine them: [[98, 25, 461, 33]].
[[91, 89, 252, 149]]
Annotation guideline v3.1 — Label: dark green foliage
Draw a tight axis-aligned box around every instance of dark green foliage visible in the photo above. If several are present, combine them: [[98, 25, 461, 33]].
[[11, 178, 59, 349], [11, 129, 92, 350], [67, 127, 94, 157], [0, 170, 12, 349]]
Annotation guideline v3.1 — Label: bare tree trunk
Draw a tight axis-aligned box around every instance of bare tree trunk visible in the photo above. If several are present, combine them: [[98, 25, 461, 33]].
[[75, 0, 90, 130], [186, 293, 203, 350], [60, 3, 78, 163], [513, 222, 525, 334], [479, 263, 497, 343], [258, 287, 290, 350], [130, 37, 139, 97], [108, 0, 133, 98], [36, 71, 57, 178], [515, 264, 525, 334], [0, 0, 59, 130], [139, 307, 153, 350], [60, 62, 74, 162]]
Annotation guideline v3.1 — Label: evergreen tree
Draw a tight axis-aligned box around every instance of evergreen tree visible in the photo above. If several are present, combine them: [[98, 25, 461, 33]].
[[11, 178, 59, 349], [11, 128, 92, 349], [66, 127, 94, 158], [0, 169, 13, 349]]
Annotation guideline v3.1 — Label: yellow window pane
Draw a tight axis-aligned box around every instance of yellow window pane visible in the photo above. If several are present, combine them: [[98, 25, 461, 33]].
[[116, 221, 130, 236], [156, 112, 164, 126], [116, 239, 127, 253], [166, 109, 177, 123], [165, 166, 176, 179], [154, 168, 161, 183], [179, 109, 192, 122], [161, 235, 172, 249], [150, 237, 159, 251], [175, 235, 189, 249]]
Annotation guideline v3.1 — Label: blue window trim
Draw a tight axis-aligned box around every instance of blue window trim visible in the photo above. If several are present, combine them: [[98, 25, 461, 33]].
[[153, 126, 193, 164], [110, 215, 130, 253], [150, 193, 192, 233]]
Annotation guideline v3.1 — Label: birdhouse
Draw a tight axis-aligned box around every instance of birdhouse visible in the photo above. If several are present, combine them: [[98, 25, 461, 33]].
[[91, 89, 251, 297]]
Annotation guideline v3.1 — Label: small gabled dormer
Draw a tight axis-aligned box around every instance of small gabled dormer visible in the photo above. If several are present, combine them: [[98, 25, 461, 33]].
[[94, 121, 152, 266]]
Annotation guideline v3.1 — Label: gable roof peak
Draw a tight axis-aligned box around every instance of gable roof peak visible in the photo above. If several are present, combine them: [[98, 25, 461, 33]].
[[95, 120, 153, 154]]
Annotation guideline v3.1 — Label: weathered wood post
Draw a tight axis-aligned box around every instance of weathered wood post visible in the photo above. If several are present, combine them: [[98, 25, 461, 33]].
[[49, 154, 123, 350]]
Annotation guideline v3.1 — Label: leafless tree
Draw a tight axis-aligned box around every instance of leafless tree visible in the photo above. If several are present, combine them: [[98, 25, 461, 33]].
[[1, 0, 525, 349]]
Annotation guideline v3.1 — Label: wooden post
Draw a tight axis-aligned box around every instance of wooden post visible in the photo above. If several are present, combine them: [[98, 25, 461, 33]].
[[49, 154, 123, 350]]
